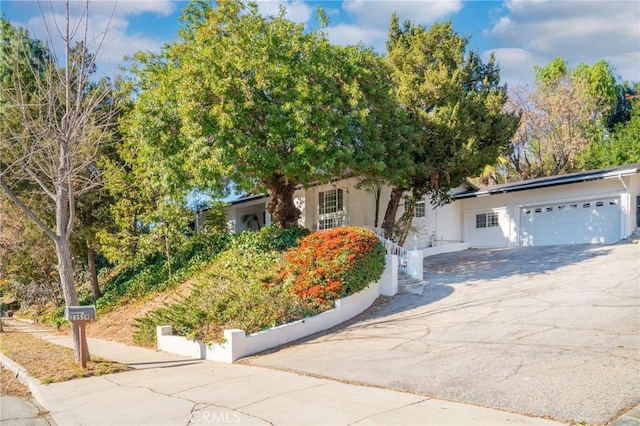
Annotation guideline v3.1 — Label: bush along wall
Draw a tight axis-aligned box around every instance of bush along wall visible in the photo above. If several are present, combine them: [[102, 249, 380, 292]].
[[132, 226, 311, 346], [279, 226, 386, 309], [134, 226, 385, 347]]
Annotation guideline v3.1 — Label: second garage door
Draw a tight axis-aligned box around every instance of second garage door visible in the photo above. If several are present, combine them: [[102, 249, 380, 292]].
[[519, 198, 620, 246]]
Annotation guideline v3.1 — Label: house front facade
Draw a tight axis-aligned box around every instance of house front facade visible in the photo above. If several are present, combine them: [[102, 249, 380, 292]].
[[219, 163, 640, 249], [456, 165, 640, 247]]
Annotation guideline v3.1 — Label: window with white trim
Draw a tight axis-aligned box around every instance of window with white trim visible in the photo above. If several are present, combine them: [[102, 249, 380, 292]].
[[404, 199, 426, 218], [476, 212, 499, 229], [318, 188, 345, 230]]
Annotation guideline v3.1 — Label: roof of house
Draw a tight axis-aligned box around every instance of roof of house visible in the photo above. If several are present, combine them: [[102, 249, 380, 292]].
[[228, 193, 270, 205], [220, 163, 640, 207], [453, 163, 640, 199]]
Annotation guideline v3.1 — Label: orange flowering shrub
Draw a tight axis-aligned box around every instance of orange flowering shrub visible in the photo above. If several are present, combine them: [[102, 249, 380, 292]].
[[280, 226, 385, 309]]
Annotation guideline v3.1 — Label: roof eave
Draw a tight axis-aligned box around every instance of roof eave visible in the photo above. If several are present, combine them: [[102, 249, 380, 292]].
[[453, 164, 640, 200]]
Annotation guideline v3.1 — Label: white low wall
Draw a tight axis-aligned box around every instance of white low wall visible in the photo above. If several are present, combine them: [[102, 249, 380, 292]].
[[157, 257, 396, 363], [405, 243, 470, 280], [422, 242, 470, 257], [380, 254, 398, 296]]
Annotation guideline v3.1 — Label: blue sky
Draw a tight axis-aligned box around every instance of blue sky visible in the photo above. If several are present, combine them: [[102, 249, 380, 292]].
[[1, 0, 639, 86]]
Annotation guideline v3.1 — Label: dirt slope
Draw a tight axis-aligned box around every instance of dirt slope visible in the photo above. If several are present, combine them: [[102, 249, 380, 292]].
[[86, 280, 194, 346]]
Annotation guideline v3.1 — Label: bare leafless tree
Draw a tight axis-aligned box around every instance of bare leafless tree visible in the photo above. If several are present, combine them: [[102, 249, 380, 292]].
[[0, 0, 120, 361], [506, 76, 609, 181]]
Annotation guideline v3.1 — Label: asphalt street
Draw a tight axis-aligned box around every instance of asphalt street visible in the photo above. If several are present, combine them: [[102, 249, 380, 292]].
[[0, 395, 54, 426]]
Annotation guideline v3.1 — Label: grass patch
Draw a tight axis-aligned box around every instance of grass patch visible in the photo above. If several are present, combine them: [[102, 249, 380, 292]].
[[0, 326, 130, 384], [1, 365, 31, 397]]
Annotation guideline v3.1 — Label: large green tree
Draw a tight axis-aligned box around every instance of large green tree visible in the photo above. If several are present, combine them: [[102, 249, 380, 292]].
[[580, 95, 640, 169], [381, 16, 519, 243], [97, 161, 194, 277], [122, 0, 400, 228]]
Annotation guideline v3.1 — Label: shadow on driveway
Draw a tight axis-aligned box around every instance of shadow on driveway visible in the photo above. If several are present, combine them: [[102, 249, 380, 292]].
[[379, 243, 616, 316], [259, 244, 616, 347], [423, 243, 613, 284], [243, 243, 640, 424]]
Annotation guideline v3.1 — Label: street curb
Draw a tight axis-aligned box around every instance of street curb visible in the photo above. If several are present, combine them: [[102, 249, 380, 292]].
[[609, 405, 640, 426], [0, 351, 49, 412]]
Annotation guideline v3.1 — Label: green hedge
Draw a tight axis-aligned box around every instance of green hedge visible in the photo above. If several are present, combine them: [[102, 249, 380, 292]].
[[230, 225, 310, 252]]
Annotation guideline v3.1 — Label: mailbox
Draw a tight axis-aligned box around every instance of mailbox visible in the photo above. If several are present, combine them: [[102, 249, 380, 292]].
[[64, 305, 96, 369], [65, 305, 96, 322]]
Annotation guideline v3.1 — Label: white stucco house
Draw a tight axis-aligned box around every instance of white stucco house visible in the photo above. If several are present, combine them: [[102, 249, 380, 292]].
[[209, 163, 640, 250]]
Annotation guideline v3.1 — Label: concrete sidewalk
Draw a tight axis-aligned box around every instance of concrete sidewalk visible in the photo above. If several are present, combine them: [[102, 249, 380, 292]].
[[2, 320, 566, 426]]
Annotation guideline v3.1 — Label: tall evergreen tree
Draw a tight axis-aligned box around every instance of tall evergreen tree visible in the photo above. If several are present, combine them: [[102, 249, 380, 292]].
[[381, 15, 519, 243]]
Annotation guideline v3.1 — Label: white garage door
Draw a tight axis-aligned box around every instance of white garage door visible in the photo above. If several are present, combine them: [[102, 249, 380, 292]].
[[519, 198, 620, 246]]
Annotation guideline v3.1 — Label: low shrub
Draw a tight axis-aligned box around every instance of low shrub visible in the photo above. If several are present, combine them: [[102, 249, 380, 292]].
[[231, 225, 309, 252], [132, 226, 385, 346], [279, 226, 385, 309], [20, 303, 66, 330], [97, 233, 230, 312], [133, 248, 316, 346]]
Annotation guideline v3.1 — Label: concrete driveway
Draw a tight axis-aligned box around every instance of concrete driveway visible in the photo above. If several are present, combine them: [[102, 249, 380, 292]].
[[243, 243, 640, 425]]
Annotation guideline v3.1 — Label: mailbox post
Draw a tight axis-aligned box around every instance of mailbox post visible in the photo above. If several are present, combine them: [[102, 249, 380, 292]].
[[64, 306, 96, 368]]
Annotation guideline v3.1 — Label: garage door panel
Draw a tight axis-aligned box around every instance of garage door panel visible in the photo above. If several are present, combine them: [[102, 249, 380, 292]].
[[519, 198, 620, 246]]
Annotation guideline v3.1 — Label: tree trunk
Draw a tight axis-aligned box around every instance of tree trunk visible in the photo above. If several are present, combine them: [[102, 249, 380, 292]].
[[397, 198, 416, 246], [163, 221, 173, 281], [86, 240, 100, 301], [381, 186, 405, 240], [0, 252, 7, 282], [373, 186, 381, 228], [267, 174, 301, 228], [54, 238, 89, 362]]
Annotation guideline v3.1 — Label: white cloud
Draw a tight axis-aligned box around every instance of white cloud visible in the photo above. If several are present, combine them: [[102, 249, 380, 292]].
[[18, 1, 177, 77], [256, 0, 314, 24], [33, 0, 176, 18], [107, 0, 176, 17], [487, 0, 640, 82], [484, 47, 543, 86], [343, 0, 462, 27], [326, 23, 387, 48], [329, 0, 462, 52]]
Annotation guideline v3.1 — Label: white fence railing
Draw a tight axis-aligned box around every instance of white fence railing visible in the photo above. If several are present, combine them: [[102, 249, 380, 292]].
[[364, 226, 408, 275]]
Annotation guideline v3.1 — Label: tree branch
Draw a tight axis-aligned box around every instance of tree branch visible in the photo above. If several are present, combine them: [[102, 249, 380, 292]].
[[0, 178, 56, 241]]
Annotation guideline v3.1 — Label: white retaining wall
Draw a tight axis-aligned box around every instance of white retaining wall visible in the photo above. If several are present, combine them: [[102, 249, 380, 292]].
[[422, 242, 470, 257], [406, 242, 471, 280], [157, 255, 397, 363]]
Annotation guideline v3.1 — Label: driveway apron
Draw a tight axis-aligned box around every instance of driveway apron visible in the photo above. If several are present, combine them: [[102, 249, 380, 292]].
[[243, 244, 640, 425]]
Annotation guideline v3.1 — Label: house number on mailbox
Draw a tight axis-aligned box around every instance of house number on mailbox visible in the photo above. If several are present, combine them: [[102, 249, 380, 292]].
[[64, 306, 96, 321], [64, 305, 96, 368]]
